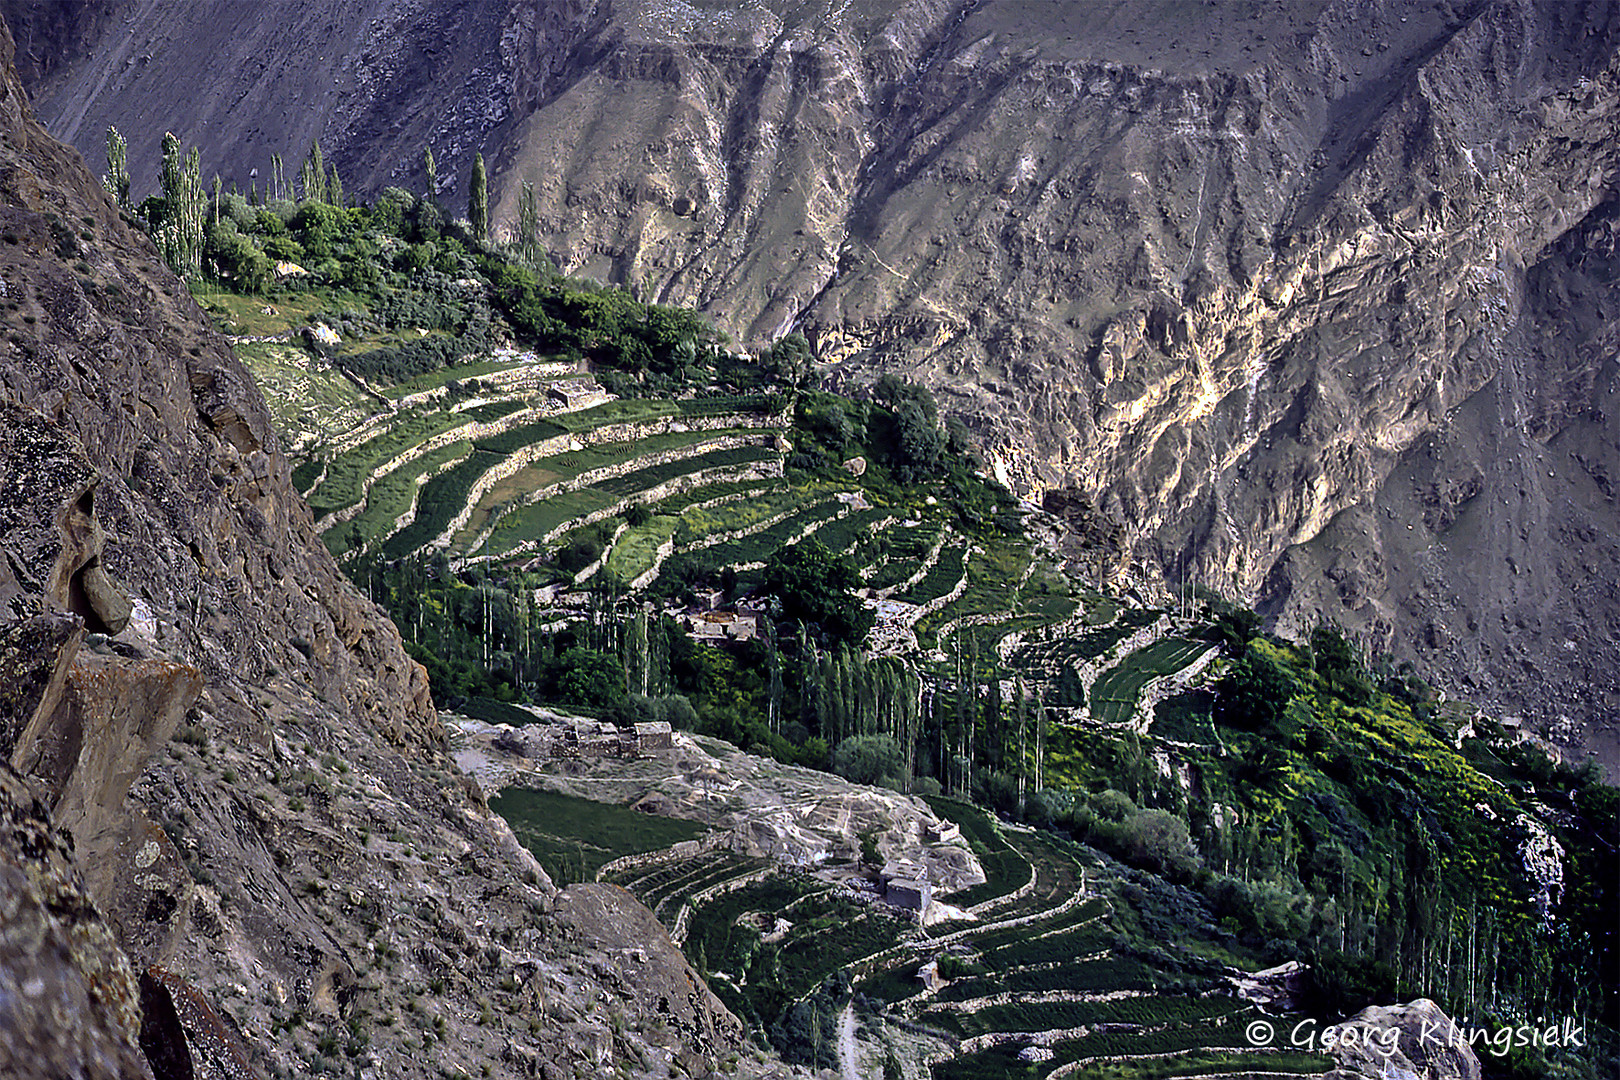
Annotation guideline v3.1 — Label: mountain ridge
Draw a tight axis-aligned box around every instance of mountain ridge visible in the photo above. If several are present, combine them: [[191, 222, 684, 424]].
[[0, 12, 780, 1076], [8, 0, 1615, 765]]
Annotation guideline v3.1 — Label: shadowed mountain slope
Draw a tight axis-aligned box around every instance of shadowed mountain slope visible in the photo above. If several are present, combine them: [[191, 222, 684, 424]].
[[8, 0, 1619, 765]]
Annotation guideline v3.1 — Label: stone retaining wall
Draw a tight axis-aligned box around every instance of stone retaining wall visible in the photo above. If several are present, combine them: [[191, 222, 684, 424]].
[[872, 530, 949, 599]]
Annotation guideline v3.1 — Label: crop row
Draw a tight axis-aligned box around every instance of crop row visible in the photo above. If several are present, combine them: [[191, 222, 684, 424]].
[[322, 439, 472, 555], [1010, 608, 1164, 672], [967, 897, 1110, 954], [675, 484, 836, 546], [657, 500, 848, 582], [1089, 638, 1213, 725], [899, 544, 968, 605], [483, 489, 615, 557], [592, 445, 779, 498], [396, 428, 768, 559], [307, 399, 529, 516], [924, 996, 1249, 1039], [974, 922, 1112, 972], [865, 523, 945, 588], [935, 955, 1170, 1002], [811, 507, 898, 558]]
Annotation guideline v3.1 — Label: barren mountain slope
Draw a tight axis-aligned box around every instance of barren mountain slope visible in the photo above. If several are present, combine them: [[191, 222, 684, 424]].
[[11, 0, 1620, 763], [0, 14, 777, 1078]]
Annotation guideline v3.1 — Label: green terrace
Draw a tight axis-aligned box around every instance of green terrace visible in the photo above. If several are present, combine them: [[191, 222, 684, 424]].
[[865, 522, 946, 589], [898, 543, 969, 606], [322, 439, 472, 557], [654, 499, 850, 585], [601, 849, 773, 932], [479, 443, 785, 560], [1088, 638, 1215, 726], [487, 787, 708, 886], [306, 399, 533, 518], [373, 427, 780, 561]]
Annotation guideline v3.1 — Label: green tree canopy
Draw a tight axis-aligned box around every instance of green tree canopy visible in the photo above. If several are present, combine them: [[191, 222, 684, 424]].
[[550, 647, 627, 709], [1215, 647, 1297, 731], [761, 539, 874, 647], [832, 734, 902, 787]]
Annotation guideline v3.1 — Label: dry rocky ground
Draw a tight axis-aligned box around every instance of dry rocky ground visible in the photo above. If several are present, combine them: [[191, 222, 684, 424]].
[[11, 0, 1619, 766], [0, 18, 799, 1077]]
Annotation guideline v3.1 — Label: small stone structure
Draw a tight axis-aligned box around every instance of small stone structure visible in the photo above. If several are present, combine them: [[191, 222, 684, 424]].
[[686, 610, 758, 642], [885, 877, 933, 914], [880, 857, 934, 918], [633, 721, 673, 750], [546, 377, 611, 411]]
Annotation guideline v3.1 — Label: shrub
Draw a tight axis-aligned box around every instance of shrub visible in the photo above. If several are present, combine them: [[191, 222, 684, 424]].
[[832, 735, 903, 787]]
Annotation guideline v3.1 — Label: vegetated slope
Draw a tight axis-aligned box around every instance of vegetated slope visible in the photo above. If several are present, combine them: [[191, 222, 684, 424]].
[[12, 0, 1620, 768], [82, 86, 1612, 1080], [0, 16, 779, 1080]]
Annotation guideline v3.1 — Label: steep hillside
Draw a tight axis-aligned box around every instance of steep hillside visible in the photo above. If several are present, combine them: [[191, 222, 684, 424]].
[[8, 0, 1618, 766], [0, 16, 786, 1080]]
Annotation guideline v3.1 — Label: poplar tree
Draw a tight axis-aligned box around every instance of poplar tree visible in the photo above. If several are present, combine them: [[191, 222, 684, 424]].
[[517, 179, 540, 268], [157, 133, 204, 280], [103, 127, 129, 207], [423, 146, 438, 201], [299, 140, 327, 204], [469, 152, 489, 241]]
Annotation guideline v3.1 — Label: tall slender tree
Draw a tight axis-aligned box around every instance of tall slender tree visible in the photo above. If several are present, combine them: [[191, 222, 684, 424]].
[[469, 153, 489, 241], [103, 127, 129, 207], [299, 140, 327, 203], [517, 178, 540, 268], [157, 133, 205, 279], [423, 146, 438, 202]]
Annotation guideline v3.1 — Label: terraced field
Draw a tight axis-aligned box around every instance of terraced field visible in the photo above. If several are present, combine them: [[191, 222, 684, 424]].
[[524, 790, 1336, 1080], [1088, 639, 1215, 726], [900, 544, 969, 606], [601, 849, 773, 934], [836, 802, 1332, 1080], [253, 340, 1217, 746], [246, 333, 797, 566], [655, 498, 850, 584]]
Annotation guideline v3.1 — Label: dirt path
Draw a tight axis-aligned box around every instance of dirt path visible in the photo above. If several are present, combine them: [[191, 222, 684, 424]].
[[838, 1001, 859, 1080]]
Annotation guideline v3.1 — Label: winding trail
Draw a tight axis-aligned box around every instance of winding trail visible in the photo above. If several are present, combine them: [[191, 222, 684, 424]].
[[838, 1002, 859, 1080]]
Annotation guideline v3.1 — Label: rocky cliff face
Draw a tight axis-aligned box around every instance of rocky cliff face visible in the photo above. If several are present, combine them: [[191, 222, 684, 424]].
[[10, 0, 1619, 762], [0, 14, 774, 1078]]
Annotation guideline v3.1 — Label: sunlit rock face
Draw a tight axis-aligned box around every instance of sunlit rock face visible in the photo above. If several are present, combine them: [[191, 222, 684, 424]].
[[0, 11, 773, 1077], [10, 0, 1620, 760]]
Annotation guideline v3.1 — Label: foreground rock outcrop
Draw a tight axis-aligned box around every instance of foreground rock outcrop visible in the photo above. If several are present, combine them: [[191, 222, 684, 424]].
[[1325, 999, 1484, 1080], [0, 13, 784, 1077], [11, 0, 1618, 764]]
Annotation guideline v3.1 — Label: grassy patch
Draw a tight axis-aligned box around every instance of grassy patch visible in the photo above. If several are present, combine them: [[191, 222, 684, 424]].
[[489, 787, 707, 884], [607, 516, 681, 580], [1090, 638, 1213, 725]]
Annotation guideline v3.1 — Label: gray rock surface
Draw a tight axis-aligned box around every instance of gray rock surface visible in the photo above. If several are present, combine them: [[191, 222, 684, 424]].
[[1325, 999, 1483, 1080], [0, 13, 793, 1078], [10, 0, 1618, 763]]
